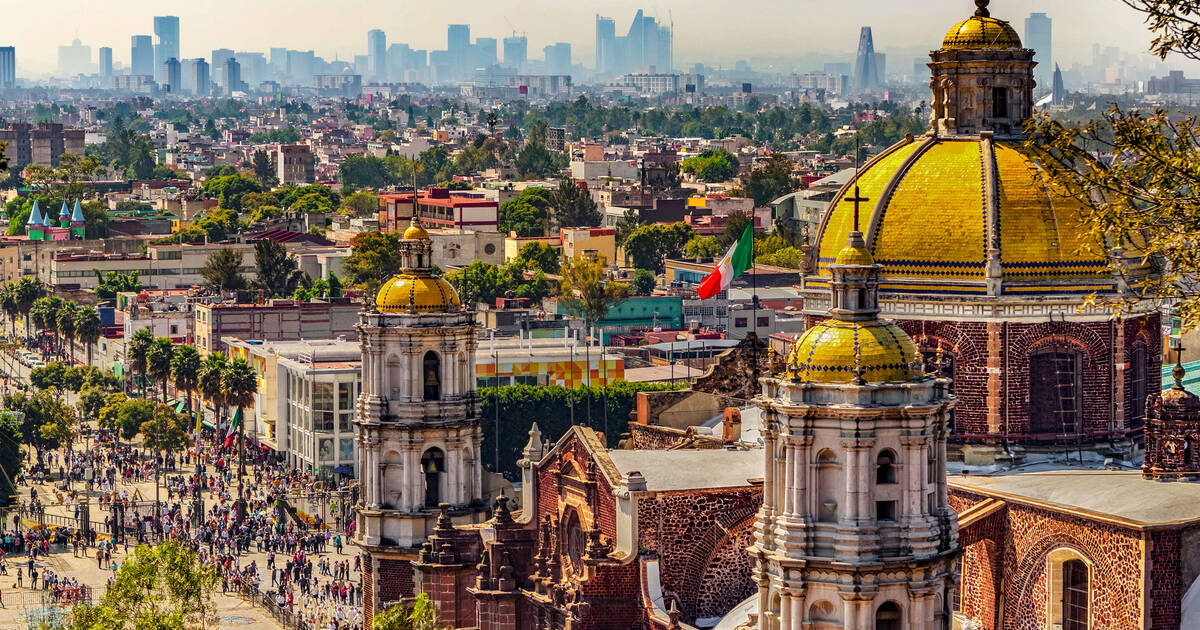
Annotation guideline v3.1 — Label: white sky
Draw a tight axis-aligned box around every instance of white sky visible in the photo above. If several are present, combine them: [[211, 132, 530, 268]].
[[6, 0, 1182, 75]]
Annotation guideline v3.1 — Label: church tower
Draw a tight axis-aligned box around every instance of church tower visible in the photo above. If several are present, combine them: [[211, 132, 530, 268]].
[[751, 219, 958, 628], [353, 218, 489, 625]]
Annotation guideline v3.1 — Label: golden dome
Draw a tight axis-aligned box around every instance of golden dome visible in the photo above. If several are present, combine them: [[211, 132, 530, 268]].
[[834, 241, 875, 267], [943, 15, 1021, 50], [402, 220, 430, 240], [375, 274, 461, 313], [807, 137, 1150, 297], [787, 318, 919, 384]]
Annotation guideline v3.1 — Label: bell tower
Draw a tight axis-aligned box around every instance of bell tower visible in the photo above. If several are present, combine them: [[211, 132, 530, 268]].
[[354, 218, 489, 625], [930, 0, 1036, 137]]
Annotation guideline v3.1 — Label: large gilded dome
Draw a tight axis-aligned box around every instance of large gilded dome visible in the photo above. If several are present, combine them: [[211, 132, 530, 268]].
[[805, 136, 1150, 297], [943, 15, 1021, 50], [787, 318, 920, 384], [376, 274, 461, 313]]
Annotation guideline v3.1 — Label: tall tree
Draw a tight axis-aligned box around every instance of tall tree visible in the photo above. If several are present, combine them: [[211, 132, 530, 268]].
[[140, 404, 188, 511], [0, 283, 18, 337], [171, 344, 201, 414], [221, 357, 258, 476], [197, 352, 228, 430], [742, 154, 799, 207], [343, 231, 404, 296], [558, 255, 629, 335], [127, 328, 154, 395], [199, 248, 247, 293], [74, 305, 103, 367], [13, 277, 45, 339], [253, 239, 304, 298], [251, 149, 277, 188], [145, 338, 175, 404], [550, 177, 601, 228], [56, 302, 78, 363]]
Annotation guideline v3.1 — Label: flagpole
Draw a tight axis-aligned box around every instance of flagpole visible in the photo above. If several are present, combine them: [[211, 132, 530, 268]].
[[750, 223, 759, 384]]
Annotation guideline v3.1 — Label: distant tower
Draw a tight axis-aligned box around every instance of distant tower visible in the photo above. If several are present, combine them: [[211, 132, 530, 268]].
[[58, 201, 69, 229], [1052, 63, 1065, 103], [26, 201, 44, 240], [70, 200, 85, 239], [98, 47, 112, 78], [854, 27, 878, 92], [1024, 12, 1052, 90], [0, 47, 13, 90], [367, 29, 387, 83], [354, 219, 489, 624], [153, 16, 180, 71], [131, 35, 154, 77], [753, 226, 958, 628]]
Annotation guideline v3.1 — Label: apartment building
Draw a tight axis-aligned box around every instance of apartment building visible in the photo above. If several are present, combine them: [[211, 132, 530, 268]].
[[194, 299, 360, 354]]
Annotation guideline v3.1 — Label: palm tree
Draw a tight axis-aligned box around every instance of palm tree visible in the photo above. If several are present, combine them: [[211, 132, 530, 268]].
[[0, 284, 19, 338], [221, 357, 258, 477], [145, 338, 175, 404], [170, 344, 201, 414], [127, 328, 154, 395], [74, 306, 102, 367], [30, 296, 62, 356], [14, 278, 45, 341], [56, 302, 78, 363], [198, 352, 228, 433]]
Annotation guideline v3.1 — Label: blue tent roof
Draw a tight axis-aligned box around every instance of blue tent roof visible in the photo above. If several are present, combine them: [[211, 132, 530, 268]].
[[58, 201, 69, 219], [71, 200, 84, 222], [26, 201, 42, 225]]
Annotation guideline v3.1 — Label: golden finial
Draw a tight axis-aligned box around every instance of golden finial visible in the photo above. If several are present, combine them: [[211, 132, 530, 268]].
[[1173, 342, 1187, 390], [975, 0, 990, 18]]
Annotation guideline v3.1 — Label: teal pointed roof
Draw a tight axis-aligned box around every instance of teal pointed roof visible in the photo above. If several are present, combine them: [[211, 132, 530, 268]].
[[58, 202, 69, 219], [26, 201, 42, 226], [42, 211, 51, 227], [71, 200, 84, 223]]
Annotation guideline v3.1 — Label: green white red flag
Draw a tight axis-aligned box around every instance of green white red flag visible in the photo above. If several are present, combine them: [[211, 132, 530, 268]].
[[697, 224, 753, 299]]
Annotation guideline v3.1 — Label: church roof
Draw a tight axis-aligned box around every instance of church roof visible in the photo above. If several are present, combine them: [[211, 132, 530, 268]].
[[26, 201, 42, 226], [71, 200, 85, 223], [950, 470, 1200, 527], [942, 0, 1023, 51], [375, 274, 461, 314], [606, 448, 761, 492], [786, 318, 919, 384], [806, 136, 1150, 297]]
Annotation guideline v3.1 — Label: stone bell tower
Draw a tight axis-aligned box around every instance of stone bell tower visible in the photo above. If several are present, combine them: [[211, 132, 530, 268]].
[[750, 224, 958, 629], [354, 218, 488, 626]]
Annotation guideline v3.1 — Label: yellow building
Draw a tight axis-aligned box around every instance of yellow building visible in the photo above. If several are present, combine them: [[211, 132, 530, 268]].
[[559, 227, 616, 262], [503, 233, 561, 262]]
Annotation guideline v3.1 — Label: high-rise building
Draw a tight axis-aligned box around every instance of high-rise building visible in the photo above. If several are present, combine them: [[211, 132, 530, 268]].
[[153, 16, 180, 71], [98, 47, 112, 78], [874, 52, 887, 84], [234, 52, 266, 87], [502, 36, 527, 72], [286, 50, 315, 85], [474, 37, 497, 69], [0, 47, 14, 89], [1052, 63, 1065, 103], [211, 49, 234, 87], [543, 43, 572, 76], [595, 15, 616, 75], [447, 24, 470, 79], [269, 47, 287, 75], [224, 59, 242, 95], [131, 35, 154, 77], [854, 26, 878, 91], [57, 38, 91, 77], [367, 29, 387, 82], [161, 57, 180, 93], [1025, 12, 1052, 89], [188, 58, 209, 96]]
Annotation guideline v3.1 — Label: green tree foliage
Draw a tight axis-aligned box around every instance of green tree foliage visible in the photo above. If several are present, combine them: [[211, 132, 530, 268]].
[[6, 389, 74, 451], [197, 353, 227, 421], [614, 208, 644, 248], [77, 385, 107, 423], [171, 344, 201, 413], [127, 328, 154, 392], [94, 270, 141, 301], [30, 362, 68, 390], [757, 246, 807, 268], [515, 136, 556, 179], [498, 187, 554, 236], [90, 116, 158, 179], [550, 178, 601, 228], [623, 223, 694, 272], [199, 248, 247, 292], [340, 155, 394, 188], [373, 593, 443, 630], [253, 239, 303, 298], [720, 211, 755, 247], [340, 190, 379, 218], [344, 231, 403, 295], [631, 269, 656, 296], [742, 154, 799, 206], [248, 126, 301, 144], [281, 184, 340, 212], [146, 337, 175, 403], [202, 174, 262, 211], [0, 412, 21, 505], [446, 260, 516, 307], [558, 256, 629, 326], [511, 242, 561, 274], [251, 149, 277, 188], [681, 149, 741, 182], [62, 541, 220, 630], [140, 404, 189, 460], [480, 382, 682, 478], [683, 235, 723, 259], [99, 395, 155, 441]]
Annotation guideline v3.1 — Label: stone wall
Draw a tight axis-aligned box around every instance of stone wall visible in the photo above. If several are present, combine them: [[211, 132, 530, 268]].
[[627, 423, 725, 450]]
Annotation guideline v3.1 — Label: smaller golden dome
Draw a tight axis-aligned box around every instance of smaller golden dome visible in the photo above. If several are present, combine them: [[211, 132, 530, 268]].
[[834, 242, 875, 267], [403, 220, 430, 241], [943, 15, 1022, 50], [787, 319, 919, 384], [376, 274, 461, 313]]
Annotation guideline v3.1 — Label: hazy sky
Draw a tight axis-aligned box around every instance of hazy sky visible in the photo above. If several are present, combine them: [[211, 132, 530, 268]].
[[6, 0, 1183, 74]]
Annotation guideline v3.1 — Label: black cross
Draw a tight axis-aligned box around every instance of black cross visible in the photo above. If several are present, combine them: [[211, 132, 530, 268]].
[[846, 184, 870, 233]]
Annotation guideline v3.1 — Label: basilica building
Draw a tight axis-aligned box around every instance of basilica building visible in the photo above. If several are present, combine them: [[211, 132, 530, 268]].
[[798, 0, 1162, 461]]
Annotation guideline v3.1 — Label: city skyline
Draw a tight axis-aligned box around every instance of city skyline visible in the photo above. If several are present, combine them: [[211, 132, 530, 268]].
[[1, 0, 1194, 76]]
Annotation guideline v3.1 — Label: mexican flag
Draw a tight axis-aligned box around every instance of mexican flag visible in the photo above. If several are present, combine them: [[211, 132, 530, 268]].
[[697, 224, 753, 299]]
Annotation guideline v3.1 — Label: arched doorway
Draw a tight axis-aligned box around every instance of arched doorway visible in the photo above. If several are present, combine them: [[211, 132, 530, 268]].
[[420, 448, 445, 507], [1029, 349, 1081, 436], [423, 351, 441, 400], [875, 601, 901, 630]]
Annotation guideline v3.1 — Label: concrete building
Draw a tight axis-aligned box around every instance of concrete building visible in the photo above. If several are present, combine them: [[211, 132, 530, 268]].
[[377, 189, 499, 233], [98, 47, 112, 78], [189, 59, 210, 96], [422, 228, 503, 269], [193, 299, 360, 354], [161, 58, 181, 94], [502, 36, 526, 71], [50, 243, 259, 292], [130, 35, 154, 77], [1, 123, 87, 169], [119, 289, 195, 344], [559, 226, 616, 262], [475, 334, 623, 388], [313, 74, 362, 97], [501, 74, 572, 97], [277, 144, 314, 185]]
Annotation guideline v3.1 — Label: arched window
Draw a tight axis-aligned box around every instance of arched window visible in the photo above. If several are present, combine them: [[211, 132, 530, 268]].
[[420, 448, 445, 507], [1047, 548, 1091, 630], [1029, 350, 1081, 436], [563, 509, 584, 570], [876, 450, 897, 484], [816, 449, 839, 524], [1130, 343, 1147, 427], [875, 601, 901, 630], [422, 351, 441, 401]]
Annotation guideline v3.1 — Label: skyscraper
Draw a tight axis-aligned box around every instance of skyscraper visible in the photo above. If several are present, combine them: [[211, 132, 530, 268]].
[[131, 35, 154, 77], [224, 59, 242, 95], [1052, 63, 1064, 104], [474, 37, 497, 69], [595, 15, 616, 75], [0, 47, 15, 89], [367, 29, 387, 82], [854, 27, 878, 92], [1025, 12, 1052, 89], [57, 38, 92, 77], [544, 43, 571, 76], [447, 24, 470, 79], [594, 10, 672, 77], [98, 47, 112, 78], [153, 16, 180, 71], [502, 36, 527, 72], [190, 59, 210, 96], [161, 58, 181, 93]]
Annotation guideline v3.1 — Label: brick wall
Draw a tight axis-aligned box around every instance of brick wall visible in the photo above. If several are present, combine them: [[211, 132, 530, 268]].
[[1148, 529, 1182, 630]]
